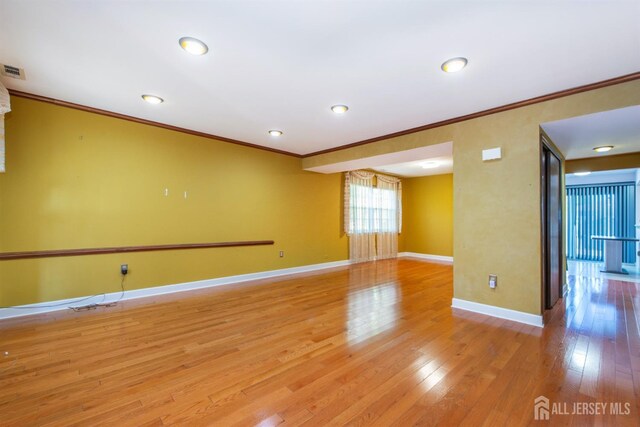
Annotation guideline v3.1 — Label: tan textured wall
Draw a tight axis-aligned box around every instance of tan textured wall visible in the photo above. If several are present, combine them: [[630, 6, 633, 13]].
[[305, 79, 640, 315], [402, 174, 453, 257]]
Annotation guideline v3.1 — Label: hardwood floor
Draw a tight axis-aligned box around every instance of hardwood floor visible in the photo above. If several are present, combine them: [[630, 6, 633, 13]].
[[1, 259, 638, 426]]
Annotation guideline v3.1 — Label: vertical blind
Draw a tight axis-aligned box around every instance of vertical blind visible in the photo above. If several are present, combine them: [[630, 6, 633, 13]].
[[566, 182, 636, 263]]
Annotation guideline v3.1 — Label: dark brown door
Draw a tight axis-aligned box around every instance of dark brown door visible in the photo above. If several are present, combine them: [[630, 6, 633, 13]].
[[541, 143, 563, 310], [547, 151, 561, 308]]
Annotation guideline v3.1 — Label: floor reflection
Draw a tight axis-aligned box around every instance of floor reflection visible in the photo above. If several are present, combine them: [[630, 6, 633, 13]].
[[566, 260, 631, 338], [568, 259, 640, 284], [345, 278, 400, 344]]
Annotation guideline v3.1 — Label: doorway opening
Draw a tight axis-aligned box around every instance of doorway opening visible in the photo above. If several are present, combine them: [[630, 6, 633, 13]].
[[541, 137, 563, 311], [566, 169, 639, 280], [540, 105, 640, 304]]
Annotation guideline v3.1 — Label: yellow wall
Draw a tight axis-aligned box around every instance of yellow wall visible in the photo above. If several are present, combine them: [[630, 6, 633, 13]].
[[305, 79, 640, 315], [402, 174, 453, 257], [4, 80, 640, 313], [566, 152, 640, 173], [0, 97, 347, 306]]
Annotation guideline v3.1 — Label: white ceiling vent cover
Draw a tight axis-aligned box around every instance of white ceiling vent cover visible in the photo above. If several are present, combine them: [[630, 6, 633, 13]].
[[0, 64, 26, 80]]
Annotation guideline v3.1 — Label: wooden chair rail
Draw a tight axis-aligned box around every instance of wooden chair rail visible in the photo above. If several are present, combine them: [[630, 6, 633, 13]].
[[0, 240, 275, 261]]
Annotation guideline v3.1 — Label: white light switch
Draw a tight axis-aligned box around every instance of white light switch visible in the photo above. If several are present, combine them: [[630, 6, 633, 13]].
[[489, 274, 497, 289], [482, 147, 502, 161]]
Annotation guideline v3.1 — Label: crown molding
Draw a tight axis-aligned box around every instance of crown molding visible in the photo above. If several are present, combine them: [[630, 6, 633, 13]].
[[7, 89, 302, 158], [9, 71, 640, 160], [303, 71, 640, 158]]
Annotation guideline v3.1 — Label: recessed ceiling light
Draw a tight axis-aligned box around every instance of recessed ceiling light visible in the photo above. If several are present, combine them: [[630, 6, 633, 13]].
[[574, 171, 591, 176], [179, 37, 209, 55], [593, 145, 613, 153], [441, 57, 468, 73], [331, 105, 349, 114], [420, 161, 440, 169], [141, 94, 164, 105], [268, 130, 283, 137]]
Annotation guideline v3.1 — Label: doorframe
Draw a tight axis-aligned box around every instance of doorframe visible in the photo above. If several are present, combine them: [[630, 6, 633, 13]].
[[540, 131, 565, 318]]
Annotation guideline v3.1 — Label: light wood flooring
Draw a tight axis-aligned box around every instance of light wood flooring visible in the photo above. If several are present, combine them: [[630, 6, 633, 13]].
[[0, 259, 639, 426]]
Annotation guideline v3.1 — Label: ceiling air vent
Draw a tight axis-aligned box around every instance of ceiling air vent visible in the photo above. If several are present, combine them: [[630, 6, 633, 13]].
[[0, 64, 26, 80]]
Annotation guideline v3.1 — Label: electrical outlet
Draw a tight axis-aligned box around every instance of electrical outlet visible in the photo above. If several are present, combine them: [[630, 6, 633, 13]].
[[279, 251, 284, 258], [121, 264, 128, 275], [489, 274, 497, 289]]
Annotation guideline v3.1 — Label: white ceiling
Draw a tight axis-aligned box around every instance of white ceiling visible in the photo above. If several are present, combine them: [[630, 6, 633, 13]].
[[542, 105, 640, 160], [1, 1, 639, 156], [305, 142, 452, 177], [372, 156, 453, 178]]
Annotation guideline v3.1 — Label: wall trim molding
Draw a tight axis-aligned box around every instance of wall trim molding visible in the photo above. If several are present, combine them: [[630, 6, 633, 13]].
[[451, 298, 544, 327], [0, 240, 274, 261], [9, 72, 640, 160], [7, 89, 302, 159], [0, 259, 350, 320], [399, 252, 453, 263]]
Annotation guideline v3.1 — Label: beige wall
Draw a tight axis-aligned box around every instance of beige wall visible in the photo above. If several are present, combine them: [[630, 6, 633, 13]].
[[305, 79, 640, 315]]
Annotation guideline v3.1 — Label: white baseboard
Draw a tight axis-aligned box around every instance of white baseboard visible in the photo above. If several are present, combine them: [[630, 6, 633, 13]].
[[451, 297, 543, 327], [0, 259, 350, 320], [399, 252, 453, 263]]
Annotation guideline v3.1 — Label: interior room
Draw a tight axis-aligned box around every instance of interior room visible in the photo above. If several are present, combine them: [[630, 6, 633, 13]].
[[542, 106, 640, 284], [0, 1, 639, 425], [565, 169, 639, 280]]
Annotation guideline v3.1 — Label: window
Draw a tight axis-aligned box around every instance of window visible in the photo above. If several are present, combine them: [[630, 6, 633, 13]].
[[344, 171, 402, 262], [566, 182, 636, 263], [348, 186, 399, 234]]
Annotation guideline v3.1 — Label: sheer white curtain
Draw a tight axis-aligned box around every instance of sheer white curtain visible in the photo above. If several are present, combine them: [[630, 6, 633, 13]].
[[376, 174, 402, 260], [344, 171, 402, 263], [345, 171, 376, 263]]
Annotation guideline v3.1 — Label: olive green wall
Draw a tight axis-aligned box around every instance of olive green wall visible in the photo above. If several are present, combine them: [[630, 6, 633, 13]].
[[402, 174, 453, 257], [304, 79, 640, 315], [0, 97, 347, 306]]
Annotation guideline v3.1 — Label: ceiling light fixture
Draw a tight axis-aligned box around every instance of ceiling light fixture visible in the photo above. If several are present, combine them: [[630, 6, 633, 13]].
[[268, 130, 283, 137], [141, 94, 164, 104], [179, 37, 209, 55], [420, 161, 440, 169], [574, 171, 591, 176], [593, 145, 613, 153], [441, 57, 468, 73], [331, 105, 349, 114]]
